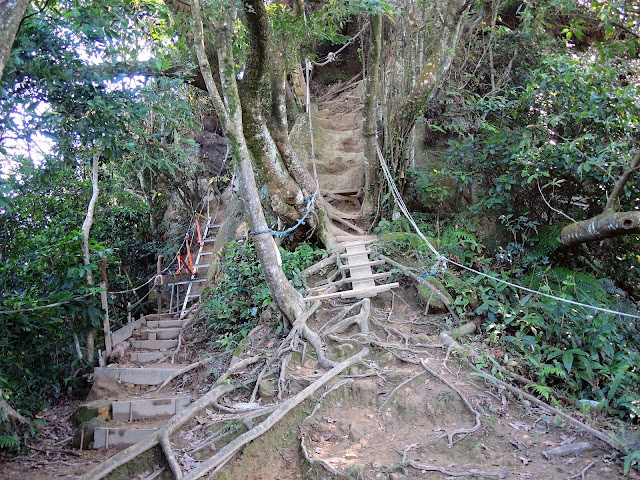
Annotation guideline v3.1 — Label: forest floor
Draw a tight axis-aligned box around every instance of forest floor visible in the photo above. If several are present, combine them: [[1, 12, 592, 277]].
[[1, 285, 636, 479]]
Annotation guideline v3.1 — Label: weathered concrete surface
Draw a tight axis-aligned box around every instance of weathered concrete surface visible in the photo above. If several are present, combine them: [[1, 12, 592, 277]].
[[93, 365, 185, 385], [112, 396, 191, 421], [93, 426, 158, 449]]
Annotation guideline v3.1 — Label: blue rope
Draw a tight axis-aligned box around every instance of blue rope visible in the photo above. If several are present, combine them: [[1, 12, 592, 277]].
[[250, 194, 316, 237]]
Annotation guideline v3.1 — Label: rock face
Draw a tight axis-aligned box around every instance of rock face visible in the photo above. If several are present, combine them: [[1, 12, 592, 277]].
[[290, 83, 365, 192]]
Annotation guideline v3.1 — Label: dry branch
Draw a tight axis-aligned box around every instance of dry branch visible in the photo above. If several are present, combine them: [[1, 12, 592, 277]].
[[156, 356, 215, 392], [472, 367, 623, 453]]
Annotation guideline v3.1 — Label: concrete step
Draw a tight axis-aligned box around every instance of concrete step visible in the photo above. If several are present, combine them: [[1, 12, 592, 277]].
[[146, 319, 187, 329], [93, 364, 185, 385], [93, 426, 157, 449], [130, 339, 178, 350], [112, 396, 191, 421], [140, 327, 181, 340], [129, 351, 167, 363], [143, 313, 179, 322], [110, 317, 145, 346]]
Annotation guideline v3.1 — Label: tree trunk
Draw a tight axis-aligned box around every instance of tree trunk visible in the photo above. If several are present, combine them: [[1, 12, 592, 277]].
[[191, 0, 304, 323], [560, 211, 640, 246], [81, 149, 101, 363], [362, 13, 382, 218], [380, 0, 469, 212], [0, 0, 29, 82]]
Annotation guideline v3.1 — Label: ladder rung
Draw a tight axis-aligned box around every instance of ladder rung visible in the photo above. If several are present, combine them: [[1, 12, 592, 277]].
[[167, 278, 207, 287], [339, 250, 372, 258], [195, 264, 210, 269], [338, 259, 385, 270]]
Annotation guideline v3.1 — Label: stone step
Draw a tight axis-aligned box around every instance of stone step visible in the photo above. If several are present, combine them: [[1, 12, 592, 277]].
[[110, 317, 145, 346], [93, 426, 157, 449], [93, 365, 185, 385], [146, 319, 187, 329], [129, 351, 167, 363], [130, 339, 178, 350], [143, 313, 180, 322], [140, 327, 181, 340], [112, 396, 191, 421]]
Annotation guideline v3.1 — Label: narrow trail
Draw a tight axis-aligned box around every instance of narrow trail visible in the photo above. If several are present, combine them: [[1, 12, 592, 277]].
[[0, 83, 630, 480]]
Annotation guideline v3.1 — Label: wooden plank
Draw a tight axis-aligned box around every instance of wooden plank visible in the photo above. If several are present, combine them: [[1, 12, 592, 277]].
[[306, 272, 392, 293], [339, 239, 377, 248], [303, 283, 399, 302], [345, 243, 376, 291], [323, 188, 360, 195], [339, 249, 373, 258], [335, 235, 378, 242], [338, 259, 385, 270]]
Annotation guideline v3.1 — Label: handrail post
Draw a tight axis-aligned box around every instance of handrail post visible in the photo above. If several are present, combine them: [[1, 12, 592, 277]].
[[186, 236, 194, 274], [100, 257, 112, 356], [195, 214, 203, 247], [156, 255, 163, 314]]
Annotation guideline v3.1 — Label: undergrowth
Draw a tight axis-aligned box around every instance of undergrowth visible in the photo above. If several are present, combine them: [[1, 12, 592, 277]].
[[376, 216, 640, 472], [201, 239, 326, 351]]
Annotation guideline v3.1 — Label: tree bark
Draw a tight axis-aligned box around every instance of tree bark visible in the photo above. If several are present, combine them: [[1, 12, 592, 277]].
[[605, 151, 640, 213], [80, 149, 101, 363], [362, 13, 383, 218], [560, 211, 640, 246], [191, 0, 304, 323], [0, 0, 29, 83]]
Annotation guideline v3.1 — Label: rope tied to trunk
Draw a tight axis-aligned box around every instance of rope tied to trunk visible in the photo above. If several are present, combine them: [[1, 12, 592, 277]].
[[250, 193, 316, 237]]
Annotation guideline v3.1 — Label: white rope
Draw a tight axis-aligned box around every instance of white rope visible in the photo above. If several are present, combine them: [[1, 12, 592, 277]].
[[311, 23, 369, 67], [305, 59, 320, 192], [375, 144, 640, 320]]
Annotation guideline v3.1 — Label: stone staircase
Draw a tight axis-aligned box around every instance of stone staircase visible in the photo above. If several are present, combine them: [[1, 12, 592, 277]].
[[83, 312, 194, 450]]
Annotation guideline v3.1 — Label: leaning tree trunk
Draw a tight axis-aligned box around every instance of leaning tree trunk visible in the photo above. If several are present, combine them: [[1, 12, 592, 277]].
[[192, 0, 304, 323], [560, 211, 640, 246], [560, 151, 640, 247]]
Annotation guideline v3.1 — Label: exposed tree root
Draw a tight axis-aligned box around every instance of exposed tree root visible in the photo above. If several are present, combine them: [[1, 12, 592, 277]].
[[420, 360, 481, 447], [377, 254, 460, 322], [180, 348, 369, 480], [79, 355, 261, 480], [321, 298, 370, 336], [377, 371, 426, 412], [299, 379, 354, 479], [397, 444, 507, 478], [156, 356, 215, 392], [472, 366, 624, 453]]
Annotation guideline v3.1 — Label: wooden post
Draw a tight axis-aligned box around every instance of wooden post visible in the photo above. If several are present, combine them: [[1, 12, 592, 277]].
[[100, 257, 112, 356], [156, 255, 163, 314]]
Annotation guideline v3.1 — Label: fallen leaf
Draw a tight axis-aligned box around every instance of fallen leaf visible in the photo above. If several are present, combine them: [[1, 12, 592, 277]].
[[325, 417, 338, 423], [519, 456, 530, 465], [544, 440, 557, 447]]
